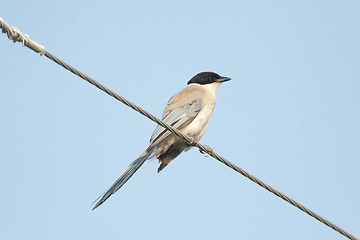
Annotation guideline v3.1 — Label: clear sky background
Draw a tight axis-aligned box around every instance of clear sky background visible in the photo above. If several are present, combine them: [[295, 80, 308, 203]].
[[1, 1, 359, 240]]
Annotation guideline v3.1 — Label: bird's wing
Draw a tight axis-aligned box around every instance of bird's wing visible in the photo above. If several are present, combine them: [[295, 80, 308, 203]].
[[149, 99, 202, 147]]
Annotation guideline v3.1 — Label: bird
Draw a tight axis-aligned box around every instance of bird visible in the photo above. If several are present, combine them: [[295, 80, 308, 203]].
[[92, 72, 231, 210]]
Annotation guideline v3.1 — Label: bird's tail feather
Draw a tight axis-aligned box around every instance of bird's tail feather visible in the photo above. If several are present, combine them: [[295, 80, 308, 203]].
[[92, 147, 155, 210]]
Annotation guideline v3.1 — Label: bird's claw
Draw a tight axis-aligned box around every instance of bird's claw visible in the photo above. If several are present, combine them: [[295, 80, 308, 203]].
[[200, 145, 213, 157]]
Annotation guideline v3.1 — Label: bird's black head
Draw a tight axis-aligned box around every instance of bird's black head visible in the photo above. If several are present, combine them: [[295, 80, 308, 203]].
[[187, 72, 231, 85]]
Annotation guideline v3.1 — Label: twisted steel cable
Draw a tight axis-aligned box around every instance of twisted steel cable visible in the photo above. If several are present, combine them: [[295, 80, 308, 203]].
[[1, 17, 357, 240]]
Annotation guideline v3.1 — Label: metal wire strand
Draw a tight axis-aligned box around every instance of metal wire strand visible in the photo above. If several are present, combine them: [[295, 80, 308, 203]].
[[1, 17, 358, 240]]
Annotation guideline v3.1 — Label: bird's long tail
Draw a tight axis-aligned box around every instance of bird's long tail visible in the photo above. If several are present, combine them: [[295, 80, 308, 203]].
[[92, 147, 155, 210]]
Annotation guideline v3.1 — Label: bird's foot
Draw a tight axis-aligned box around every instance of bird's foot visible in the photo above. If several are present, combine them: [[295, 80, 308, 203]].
[[200, 145, 213, 157]]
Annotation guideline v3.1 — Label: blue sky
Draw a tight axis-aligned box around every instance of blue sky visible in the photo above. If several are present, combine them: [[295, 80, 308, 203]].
[[1, 1, 359, 239]]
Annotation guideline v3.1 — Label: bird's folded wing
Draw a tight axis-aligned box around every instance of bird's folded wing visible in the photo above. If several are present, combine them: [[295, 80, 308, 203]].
[[149, 99, 202, 147]]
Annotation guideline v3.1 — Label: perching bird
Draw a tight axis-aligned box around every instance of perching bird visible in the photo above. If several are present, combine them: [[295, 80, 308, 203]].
[[92, 72, 231, 210]]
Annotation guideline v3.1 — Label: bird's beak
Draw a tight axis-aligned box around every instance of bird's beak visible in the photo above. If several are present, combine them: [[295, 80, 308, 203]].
[[216, 76, 231, 83]]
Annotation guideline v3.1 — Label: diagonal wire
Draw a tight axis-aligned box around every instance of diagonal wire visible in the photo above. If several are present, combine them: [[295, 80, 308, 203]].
[[1, 17, 358, 240]]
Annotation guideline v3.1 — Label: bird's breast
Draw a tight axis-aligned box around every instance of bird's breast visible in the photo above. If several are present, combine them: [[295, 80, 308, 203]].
[[181, 100, 216, 141]]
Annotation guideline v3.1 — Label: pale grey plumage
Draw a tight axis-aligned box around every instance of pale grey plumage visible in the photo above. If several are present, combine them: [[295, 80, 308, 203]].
[[150, 99, 202, 144]]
